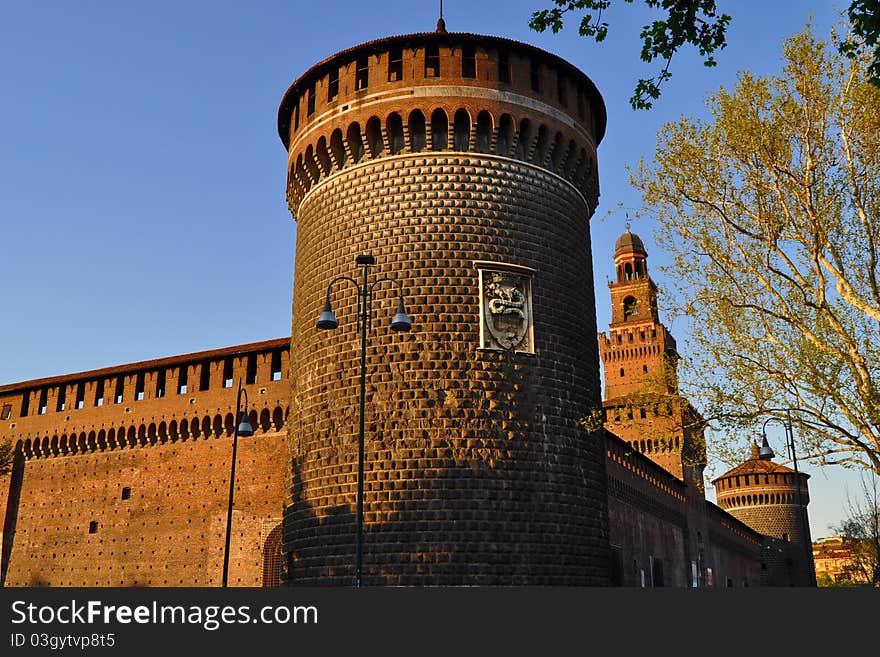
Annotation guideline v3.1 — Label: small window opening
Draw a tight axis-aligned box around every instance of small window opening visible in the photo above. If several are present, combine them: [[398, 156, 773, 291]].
[[246, 354, 257, 385], [355, 55, 369, 90], [640, 408, 646, 419], [307, 83, 316, 116], [388, 48, 403, 81], [114, 377, 124, 404], [293, 102, 299, 131], [619, 368, 625, 377], [328, 68, 339, 102], [135, 373, 145, 401], [75, 382, 85, 410], [498, 50, 510, 83], [462, 45, 476, 78], [623, 296, 638, 319], [94, 379, 104, 407], [56, 385, 66, 412], [155, 368, 166, 398], [223, 358, 234, 388], [178, 365, 188, 394], [199, 361, 211, 391], [642, 365, 648, 374], [20, 391, 29, 417], [121, 487, 131, 500], [1, 403, 11, 420], [271, 350, 283, 381], [425, 45, 440, 77], [39, 388, 48, 415], [530, 59, 541, 93], [88, 521, 98, 534]]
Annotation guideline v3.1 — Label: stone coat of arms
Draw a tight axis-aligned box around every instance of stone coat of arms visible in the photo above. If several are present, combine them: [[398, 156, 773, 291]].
[[481, 271, 533, 352]]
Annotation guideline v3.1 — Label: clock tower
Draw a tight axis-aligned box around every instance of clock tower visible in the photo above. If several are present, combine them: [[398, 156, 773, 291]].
[[598, 230, 706, 488]]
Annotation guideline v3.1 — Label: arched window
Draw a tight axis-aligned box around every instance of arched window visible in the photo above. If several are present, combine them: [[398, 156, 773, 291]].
[[260, 408, 271, 432], [304, 144, 320, 183], [496, 114, 513, 156], [475, 110, 492, 152], [408, 110, 426, 152], [365, 116, 383, 158], [316, 136, 333, 175], [346, 122, 364, 163], [534, 124, 549, 164], [624, 263, 633, 280], [330, 128, 347, 168], [453, 109, 470, 150], [386, 113, 404, 155], [550, 132, 564, 171], [431, 108, 448, 150], [623, 296, 638, 319], [515, 119, 532, 160], [273, 406, 285, 431]]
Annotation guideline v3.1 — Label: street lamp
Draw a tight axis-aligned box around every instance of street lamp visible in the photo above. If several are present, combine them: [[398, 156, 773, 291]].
[[759, 410, 816, 586], [222, 378, 254, 587], [316, 253, 412, 588]]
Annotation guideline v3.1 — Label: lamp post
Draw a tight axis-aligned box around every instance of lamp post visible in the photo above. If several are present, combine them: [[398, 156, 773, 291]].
[[221, 378, 254, 587], [759, 410, 816, 586], [316, 254, 412, 588]]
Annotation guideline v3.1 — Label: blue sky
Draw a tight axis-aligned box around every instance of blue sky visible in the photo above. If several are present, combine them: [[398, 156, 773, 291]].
[[0, 1, 865, 536]]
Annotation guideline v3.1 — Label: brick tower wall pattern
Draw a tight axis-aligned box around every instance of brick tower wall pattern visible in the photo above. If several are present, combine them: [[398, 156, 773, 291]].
[[0, 339, 289, 587], [279, 32, 611, 585]]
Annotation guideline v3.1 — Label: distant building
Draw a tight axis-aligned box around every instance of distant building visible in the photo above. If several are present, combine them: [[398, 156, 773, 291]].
[[813, 536, 870, 586]]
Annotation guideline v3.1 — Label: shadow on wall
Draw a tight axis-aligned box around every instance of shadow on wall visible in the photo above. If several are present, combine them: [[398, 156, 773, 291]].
[[281, 431, 610, 587]]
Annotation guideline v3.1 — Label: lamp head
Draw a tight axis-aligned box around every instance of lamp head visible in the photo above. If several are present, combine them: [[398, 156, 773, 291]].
[[237, 413, 254, 437], [759, 433, 775, 460], [391, 298, 412, 332], [316, 297, 339, 330]]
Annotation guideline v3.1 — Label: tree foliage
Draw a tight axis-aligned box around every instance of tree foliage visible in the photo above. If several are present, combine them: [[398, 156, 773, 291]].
[[0, 439, 13, 474], [833, 473, 880, 586], [630, 25, 880, 475], [529, 1, 880, 110], [529, 0, 730, 109]]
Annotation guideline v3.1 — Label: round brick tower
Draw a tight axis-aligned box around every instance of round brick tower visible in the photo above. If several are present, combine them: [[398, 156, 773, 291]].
[[713, 443, 814, 585], [277, 28, 608, 585]]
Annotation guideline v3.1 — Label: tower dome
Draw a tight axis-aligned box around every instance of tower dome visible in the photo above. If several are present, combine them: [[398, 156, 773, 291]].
[[614, 229, 646, 256]]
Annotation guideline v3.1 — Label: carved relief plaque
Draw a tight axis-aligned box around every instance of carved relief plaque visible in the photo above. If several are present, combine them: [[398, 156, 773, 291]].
[[477, 266, 535, 353]]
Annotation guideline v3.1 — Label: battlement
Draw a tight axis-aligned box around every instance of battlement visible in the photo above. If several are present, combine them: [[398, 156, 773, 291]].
[[0, 338, 291, 460], [278, 32, 605, 215]]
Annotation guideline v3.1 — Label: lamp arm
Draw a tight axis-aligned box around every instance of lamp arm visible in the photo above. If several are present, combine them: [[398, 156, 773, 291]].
[[325, 275, 361, 299], [369, 276, 404, 298]]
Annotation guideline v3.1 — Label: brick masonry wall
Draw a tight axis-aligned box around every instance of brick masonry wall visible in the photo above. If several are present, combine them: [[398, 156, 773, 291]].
[[3, 434, 284, 587], [0, 340, 290, 587], [284, 153, 610, 585]]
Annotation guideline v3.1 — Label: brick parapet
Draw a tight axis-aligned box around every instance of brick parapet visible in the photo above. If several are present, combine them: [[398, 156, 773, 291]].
[[278, 33, 603, 219]]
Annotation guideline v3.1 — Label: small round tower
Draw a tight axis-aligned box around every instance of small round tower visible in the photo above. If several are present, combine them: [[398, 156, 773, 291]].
[[277, 28, 608, 585], [713, 443, 814, 585]]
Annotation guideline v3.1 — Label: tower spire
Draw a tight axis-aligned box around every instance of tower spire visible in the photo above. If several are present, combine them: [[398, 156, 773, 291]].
[[436, 0, 447, 32]]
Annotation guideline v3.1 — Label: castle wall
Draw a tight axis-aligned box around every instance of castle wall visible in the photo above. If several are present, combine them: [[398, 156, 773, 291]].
[[0, 339, 290, 587], [605, 432, 689, 586]]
